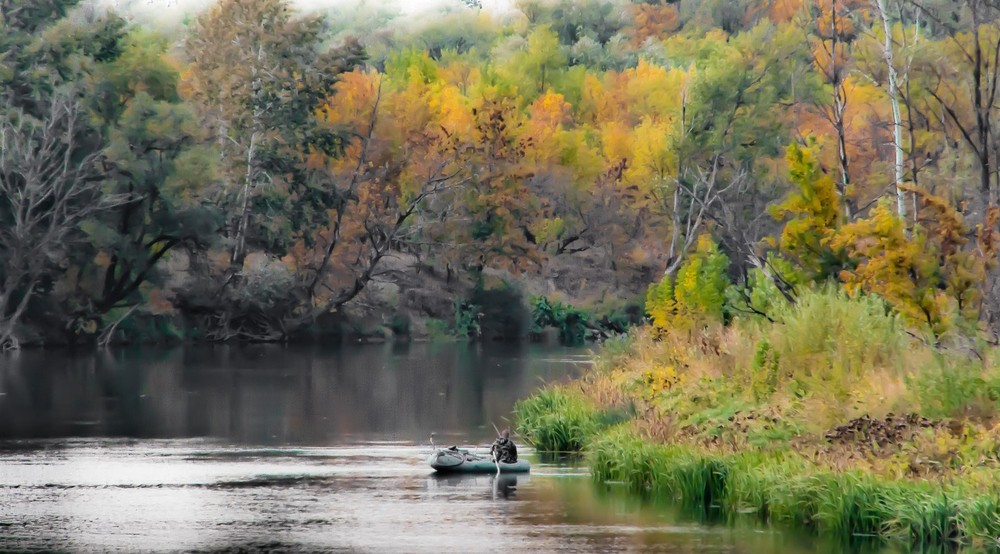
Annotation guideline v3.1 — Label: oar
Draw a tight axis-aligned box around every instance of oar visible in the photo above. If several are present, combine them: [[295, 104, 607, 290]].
[[489, 422, 501, 475], [492, 456, 500, 500]]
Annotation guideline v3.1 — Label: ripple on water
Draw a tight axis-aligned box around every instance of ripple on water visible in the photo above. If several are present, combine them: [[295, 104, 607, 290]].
[[0, 441, 872, 553]]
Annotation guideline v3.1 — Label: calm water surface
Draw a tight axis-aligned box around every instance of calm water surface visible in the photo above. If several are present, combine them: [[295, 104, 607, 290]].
[[0, 343, 891, 553]]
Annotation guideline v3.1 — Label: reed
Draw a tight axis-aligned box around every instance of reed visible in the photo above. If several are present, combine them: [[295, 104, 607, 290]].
[[588, 430, 1000, 549], [513, 387, 604, 452]]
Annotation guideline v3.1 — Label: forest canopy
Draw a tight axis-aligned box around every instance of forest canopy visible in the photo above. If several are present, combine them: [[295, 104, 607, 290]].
[[3, 0, 1000, 349]]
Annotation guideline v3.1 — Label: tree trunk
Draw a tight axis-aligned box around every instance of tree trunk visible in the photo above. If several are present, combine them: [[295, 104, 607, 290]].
[[666, 182, 681, 275], [971, 18, 995, 207], [232, 129, 257, 266], [0, 278, 35, 351], [829, 0, 856, 219], [231, 43, 265, 267], [902, 9, 920, 221], [834, 90, 855, 219], [875, 0, 908, 226]]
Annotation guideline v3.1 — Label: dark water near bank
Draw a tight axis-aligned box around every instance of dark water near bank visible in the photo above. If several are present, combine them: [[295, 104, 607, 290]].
[[0, 343, 894, 553]]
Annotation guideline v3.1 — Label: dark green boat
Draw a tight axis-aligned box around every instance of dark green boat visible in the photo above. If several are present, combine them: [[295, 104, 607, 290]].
[[428, 446, 530, 474]]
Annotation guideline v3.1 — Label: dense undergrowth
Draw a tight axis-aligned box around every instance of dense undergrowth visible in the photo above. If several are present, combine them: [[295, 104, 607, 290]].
[[514, 286, 1000, 550], [425, 283, 645, 344]]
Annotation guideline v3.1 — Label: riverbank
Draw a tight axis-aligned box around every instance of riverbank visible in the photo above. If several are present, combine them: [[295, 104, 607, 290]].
[[9, 249, 645, 349], [514, 288, 1000, 550]]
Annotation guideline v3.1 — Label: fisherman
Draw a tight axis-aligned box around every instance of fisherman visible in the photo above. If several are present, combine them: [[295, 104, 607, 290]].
[[490, 428, 518, 464]]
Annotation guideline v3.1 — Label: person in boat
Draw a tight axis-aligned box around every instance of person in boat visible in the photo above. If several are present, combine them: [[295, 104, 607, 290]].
[[490, 429, 518, 464]]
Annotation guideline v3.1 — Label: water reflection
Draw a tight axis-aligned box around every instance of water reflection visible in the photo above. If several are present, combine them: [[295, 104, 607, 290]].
[[429, 473, 525, 500], [0, 342, 591, 444]]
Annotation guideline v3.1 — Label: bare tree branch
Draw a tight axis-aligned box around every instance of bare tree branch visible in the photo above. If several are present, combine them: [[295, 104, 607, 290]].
[[0, 92, 124, 349]]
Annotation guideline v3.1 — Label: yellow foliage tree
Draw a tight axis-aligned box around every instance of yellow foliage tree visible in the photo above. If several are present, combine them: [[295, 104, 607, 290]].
[[830, 200, 952, 336], [770, 142, 845, 280], [828, 186, 996, 337], [647, 235, 730, 333]]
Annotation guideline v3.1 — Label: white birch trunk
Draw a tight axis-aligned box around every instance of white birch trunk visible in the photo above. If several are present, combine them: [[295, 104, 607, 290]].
[[875, 0, 907, 225], [231, 43, 265, 266]]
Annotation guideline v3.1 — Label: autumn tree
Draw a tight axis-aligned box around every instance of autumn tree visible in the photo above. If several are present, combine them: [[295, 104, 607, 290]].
[[809, 0, 867, 218], [628, 2, 680, 45], [299, 66, 471, 320], [647, 234, 731, 332], [770, 142, 847, 281], [830, 188, 996, 338], [455, 94, 541, 275], [773, 138, 997, 337], [183, 0, 363, 267], [896, 1, 1000, 334], [197, 56, 480, 340], [908, 0, 1000, 209]]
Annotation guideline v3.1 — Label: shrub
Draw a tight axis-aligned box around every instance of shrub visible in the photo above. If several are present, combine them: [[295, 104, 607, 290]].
[[763, 286, 905, 403], [452, 299, 482, 338], [388, 313, 411, 337], [467, 283, 531, 340], [593, 330, 636, 373], [425, 318, 451, 341], [531, 296, 592, 346], [908, 356, 1000, 420]]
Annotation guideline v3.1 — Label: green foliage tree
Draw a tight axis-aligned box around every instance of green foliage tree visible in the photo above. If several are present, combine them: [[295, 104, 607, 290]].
[[497, 26, 568, 103], [0, 0, 126, 116], [660, 22, 805, 277], [532, 296, 592, 345], [61, 34, 223, 337]]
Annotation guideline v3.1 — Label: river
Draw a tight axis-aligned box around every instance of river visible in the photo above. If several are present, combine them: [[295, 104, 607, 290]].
[[0, 342, 896, 553]]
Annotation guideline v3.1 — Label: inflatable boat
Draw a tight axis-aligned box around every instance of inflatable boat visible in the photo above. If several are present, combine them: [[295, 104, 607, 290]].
[[428, 446, 530, 473]]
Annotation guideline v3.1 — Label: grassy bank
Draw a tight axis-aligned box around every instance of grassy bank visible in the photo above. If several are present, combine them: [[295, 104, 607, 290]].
[[589, 430, 1000, 547], [514, 287, 1000, 550]]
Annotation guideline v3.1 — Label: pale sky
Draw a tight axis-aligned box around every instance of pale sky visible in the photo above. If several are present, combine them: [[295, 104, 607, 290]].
[[96, 0, 515, 24]]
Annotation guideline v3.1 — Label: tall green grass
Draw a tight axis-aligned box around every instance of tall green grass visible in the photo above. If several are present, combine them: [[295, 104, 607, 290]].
[[751, 287, 906, 408], [908, 354, 1000, 420], [514, 387, 630, 452], [589, 430, 1000, 549]]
